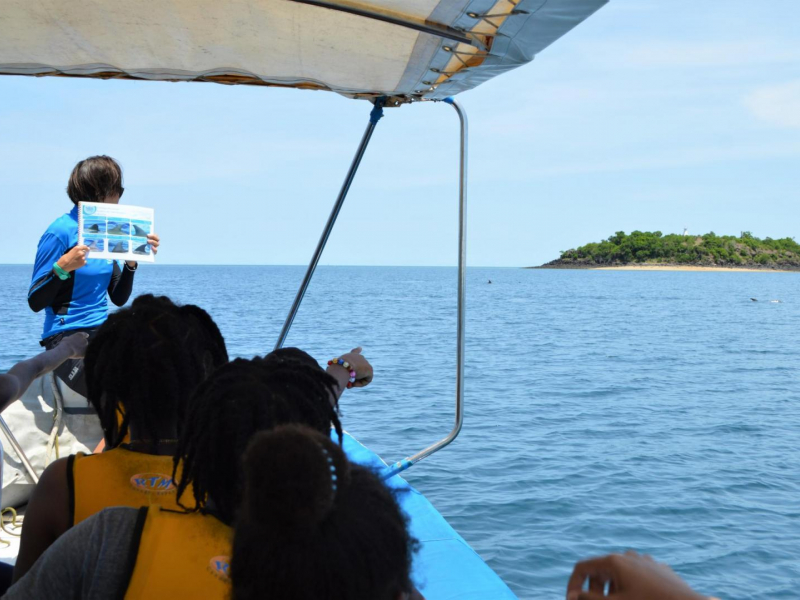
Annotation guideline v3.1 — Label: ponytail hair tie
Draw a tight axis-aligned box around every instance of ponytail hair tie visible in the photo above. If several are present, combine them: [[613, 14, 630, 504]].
[[240, 425, 350, 537], [318, 444, 338, 498]]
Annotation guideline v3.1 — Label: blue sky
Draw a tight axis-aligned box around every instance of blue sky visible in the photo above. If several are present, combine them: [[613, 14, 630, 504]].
[[1, 1, 798, 267]]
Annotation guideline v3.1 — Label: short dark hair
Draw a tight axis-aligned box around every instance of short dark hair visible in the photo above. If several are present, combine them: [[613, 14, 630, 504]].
[[232, 426, 417, 600], [67, 155, 124, 205]]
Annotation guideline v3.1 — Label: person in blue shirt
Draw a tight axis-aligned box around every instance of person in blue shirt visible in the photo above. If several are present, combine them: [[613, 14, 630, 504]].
[[27, 156, 160, 396]]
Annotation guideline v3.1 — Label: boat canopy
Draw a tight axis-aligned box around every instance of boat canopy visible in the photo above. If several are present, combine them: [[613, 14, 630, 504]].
[[0, 0, 605, 103]]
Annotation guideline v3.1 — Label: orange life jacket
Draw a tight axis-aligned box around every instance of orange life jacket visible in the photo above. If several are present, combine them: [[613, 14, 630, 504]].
[[124, 505, 232, 599], [69, 447, 192, 525]]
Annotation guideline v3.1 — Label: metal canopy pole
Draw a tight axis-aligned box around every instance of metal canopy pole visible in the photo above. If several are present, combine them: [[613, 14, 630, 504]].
[[382, 97, 467, 479], [289, 0, 474, 46], [274, 98, 386, 350]]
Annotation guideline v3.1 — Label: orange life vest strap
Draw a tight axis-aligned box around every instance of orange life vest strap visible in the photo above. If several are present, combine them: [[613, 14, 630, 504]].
[[124, 505, 232, 600]]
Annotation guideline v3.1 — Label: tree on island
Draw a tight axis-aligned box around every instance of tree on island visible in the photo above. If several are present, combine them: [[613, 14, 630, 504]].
[[547, 231, 800, 268]]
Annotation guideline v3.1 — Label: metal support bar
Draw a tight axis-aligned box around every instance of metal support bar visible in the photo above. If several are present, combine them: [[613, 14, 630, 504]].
[[381, 97, 467, 480], [290, 0, 474, 46], [0, 416, 40, 484], [275, 99, 386, 350]]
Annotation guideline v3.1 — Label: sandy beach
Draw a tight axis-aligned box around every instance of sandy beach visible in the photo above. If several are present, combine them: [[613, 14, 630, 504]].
[[592, 265, 797, 273]]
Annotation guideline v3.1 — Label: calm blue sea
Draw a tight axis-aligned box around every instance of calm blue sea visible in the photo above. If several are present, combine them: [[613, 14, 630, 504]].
[[1, 265, 799, 599]]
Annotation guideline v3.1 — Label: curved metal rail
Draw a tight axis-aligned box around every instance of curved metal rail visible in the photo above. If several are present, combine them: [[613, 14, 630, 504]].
[[273, 97, 468, 480], [381, 97, 467, 479]]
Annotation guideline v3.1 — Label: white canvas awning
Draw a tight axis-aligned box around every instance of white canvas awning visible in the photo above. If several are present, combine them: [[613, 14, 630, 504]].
[[0, 0, 606, 102]]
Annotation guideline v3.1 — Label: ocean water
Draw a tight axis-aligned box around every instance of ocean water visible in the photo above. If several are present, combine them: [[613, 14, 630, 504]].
[[1, 264, 799, 599]]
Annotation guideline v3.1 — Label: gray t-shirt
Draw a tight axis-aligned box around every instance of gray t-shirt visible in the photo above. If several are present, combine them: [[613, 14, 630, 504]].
[[4, 507, 141, 600]]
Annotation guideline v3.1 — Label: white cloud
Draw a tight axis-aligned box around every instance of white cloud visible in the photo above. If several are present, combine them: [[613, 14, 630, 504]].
[[744, 80, 800, 128]]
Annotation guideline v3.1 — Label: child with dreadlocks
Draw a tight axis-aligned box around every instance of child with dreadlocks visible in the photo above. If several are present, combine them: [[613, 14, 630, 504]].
[[12, 294, 229, 583], [4, 351, 415, 600]]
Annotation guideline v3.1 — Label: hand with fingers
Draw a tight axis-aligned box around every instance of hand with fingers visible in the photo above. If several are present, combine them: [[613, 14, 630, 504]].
[[126, 233, 160, 269], [326, 347, 374, 394], [338, 347, 373, 388], [566, 551, 717, 600], [146, 232, 161, 254], [0, 332, 92, 412], [61, 332, 90, 359], [57, 245, 90, 273]]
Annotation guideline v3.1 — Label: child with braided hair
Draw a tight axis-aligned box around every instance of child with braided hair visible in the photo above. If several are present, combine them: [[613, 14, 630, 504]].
[[12, 294, 229, 583], [170, 347, 371, 522], [5, 352, 419, 600], [171, 352, 350, 523]]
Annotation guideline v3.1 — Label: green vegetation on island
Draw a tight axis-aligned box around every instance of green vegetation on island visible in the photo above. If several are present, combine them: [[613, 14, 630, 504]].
[[541, 231, 800, 270]]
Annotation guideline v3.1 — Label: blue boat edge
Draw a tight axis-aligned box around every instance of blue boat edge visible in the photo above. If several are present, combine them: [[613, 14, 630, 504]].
[[340, 432, 518, 599]]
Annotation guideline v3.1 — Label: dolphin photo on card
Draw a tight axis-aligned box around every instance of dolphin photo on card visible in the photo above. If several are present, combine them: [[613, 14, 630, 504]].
[[77, 202, 155, 263]]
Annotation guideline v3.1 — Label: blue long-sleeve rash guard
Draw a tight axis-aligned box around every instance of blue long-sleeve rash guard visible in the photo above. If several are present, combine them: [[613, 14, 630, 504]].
[[28, 205, 136, 340]]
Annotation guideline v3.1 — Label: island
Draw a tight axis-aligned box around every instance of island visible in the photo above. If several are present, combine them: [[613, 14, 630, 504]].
[[537, 231, 800, 272]]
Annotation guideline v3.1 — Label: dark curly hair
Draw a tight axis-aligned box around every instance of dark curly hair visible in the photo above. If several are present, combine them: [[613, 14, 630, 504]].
[[232, 425, 417, 600], [173, 351, 343, 524], [84, 294, 228, 450]]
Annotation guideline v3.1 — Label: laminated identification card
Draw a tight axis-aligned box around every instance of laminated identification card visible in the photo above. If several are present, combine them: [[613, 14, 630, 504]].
[[77, 202, 155, 263]]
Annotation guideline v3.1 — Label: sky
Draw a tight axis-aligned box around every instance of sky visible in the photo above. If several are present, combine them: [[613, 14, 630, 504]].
[[1, 1, 798, 267]]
